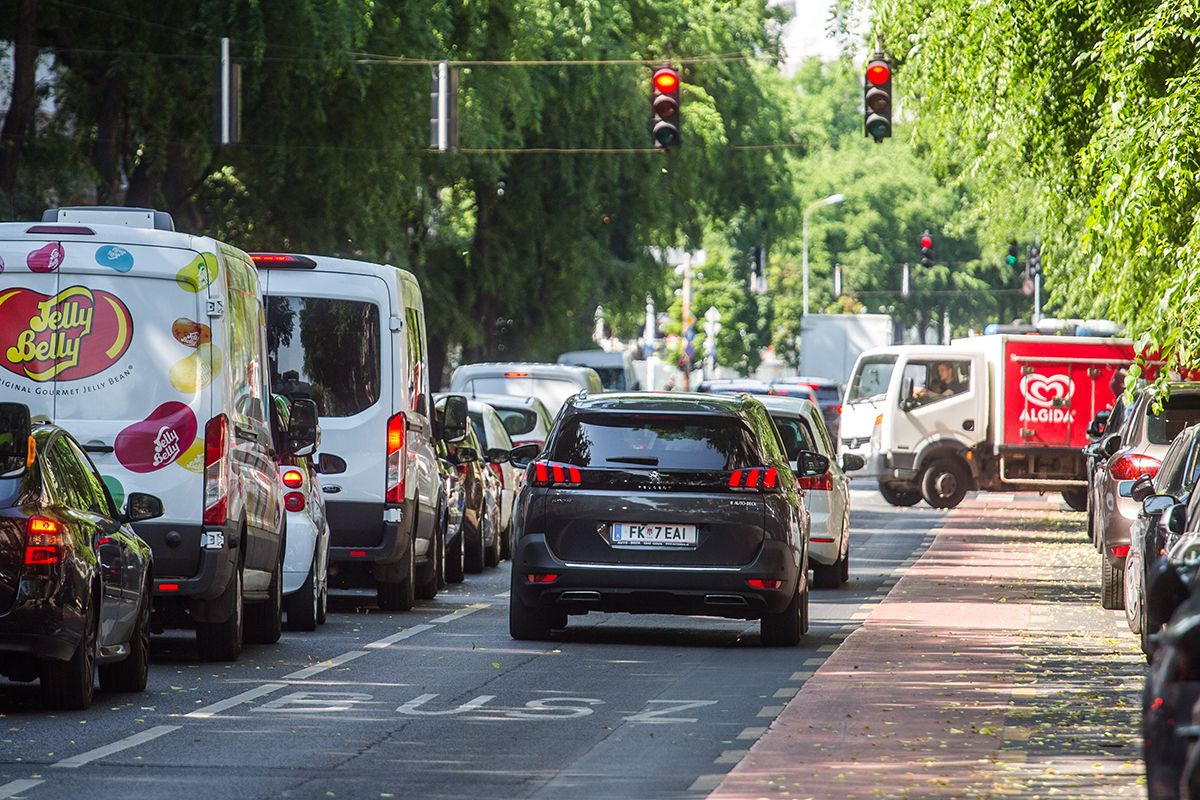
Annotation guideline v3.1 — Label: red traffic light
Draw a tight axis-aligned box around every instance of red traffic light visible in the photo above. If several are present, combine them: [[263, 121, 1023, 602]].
[[653, 68, 679, 93], [866, 62, 890, 86], [920, 234, 933, 249]]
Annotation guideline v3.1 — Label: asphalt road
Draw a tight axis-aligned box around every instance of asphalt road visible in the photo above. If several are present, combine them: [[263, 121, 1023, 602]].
[[0, 490, 942, 800]]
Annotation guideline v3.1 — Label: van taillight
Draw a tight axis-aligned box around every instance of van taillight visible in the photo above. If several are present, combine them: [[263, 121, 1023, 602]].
[[25, 516, 63, 566], [203, 414, 230, 526], [284, 492, 306, 512], [729, 467, 781, 493], [797, 471, 833, 491], [281, 469, 304, 489], [386, 413, 407, 504], [528, 460, 581, 487]]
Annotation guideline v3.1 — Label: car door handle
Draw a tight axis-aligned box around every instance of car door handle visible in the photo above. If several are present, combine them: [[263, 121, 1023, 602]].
[[322, 485, 342, 494]]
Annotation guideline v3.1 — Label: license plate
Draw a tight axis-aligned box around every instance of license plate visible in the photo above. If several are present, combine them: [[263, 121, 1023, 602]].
[[609, 522, 698, 548]]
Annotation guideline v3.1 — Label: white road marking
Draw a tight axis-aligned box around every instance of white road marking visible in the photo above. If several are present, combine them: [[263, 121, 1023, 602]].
[[255, 691, 375, 713], [365, 623, 436, 649], [803, 656, 823, 665], [757, 705, 785, 717], [0, 779, 44, 799], [493, 591, 510, 598], [397, 693, 496, 716], [737, 726, 767, 740], [773, 687, 798, 698], [817, 644, 837, 652], [430, 603, 490, 624], [184, 683, 288, 718], [688, 775, 724, 793], [53, 725, 181, 769], [714, 749, 748, 764], [283, 650, 368, 680], [789, 670, 814, 681], [623, 700, 718, 724]]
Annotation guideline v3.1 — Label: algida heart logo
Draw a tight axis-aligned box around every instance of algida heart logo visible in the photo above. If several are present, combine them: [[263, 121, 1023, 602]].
[[0, 285, 134, 381]]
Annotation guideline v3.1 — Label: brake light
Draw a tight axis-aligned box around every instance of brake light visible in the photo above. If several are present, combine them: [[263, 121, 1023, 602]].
[[24, 517, 62, 566], [1109, 454, 1161, 481], [25, 225, 95, 235], [836, 405, 843, 415], [747, 578, 783, 590], [504, 372, 529, 378], [386, 413, 407, 504], [284, 492, 306, 512], [526, 573, 559, 584], [798, 471, 833, 491], [203, 414, 230, 526], [248, 253, 318, 269], [281, 469, 304, 489], [1111, 545, 1130, 558], [529, 460, 582, 487], [489, 462, 505, 486], [158, 583, 180, 592], [729, 467, 781, 492], [349, 550, 367, 558]]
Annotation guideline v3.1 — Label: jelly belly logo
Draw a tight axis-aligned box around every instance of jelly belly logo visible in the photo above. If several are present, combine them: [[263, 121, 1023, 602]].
[[0, 286, 134, 381], [1019, 372, 1075, 423]]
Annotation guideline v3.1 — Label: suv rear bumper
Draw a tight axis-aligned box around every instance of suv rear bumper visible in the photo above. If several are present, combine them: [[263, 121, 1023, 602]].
[[512, 534, 801, 620]]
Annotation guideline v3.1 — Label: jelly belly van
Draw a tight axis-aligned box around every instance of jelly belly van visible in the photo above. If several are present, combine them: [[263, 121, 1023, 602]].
[[0, 207, 286, 661]]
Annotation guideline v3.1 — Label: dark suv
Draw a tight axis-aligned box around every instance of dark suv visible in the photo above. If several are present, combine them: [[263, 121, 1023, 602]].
[[508, 393, 827, 646]]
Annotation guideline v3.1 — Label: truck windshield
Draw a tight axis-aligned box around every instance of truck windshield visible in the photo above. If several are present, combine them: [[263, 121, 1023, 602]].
[[846, 355, 897, 402]]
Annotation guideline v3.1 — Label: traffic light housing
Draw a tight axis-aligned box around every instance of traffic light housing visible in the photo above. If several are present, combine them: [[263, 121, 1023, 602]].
[[651, 66, 681, 150], [1006, 241, 1019, 270], [919, 231, 933, 268], [1028, 246, 1041, 277], [864, 55, 892, 143]]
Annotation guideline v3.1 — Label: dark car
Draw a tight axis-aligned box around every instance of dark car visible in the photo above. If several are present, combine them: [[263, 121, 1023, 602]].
[[435, 395, 499, 577], [0, 403, 161, 709], [508, 392, 827, 646], [770, 377, 843, 440], [696, 379, 773, 395]]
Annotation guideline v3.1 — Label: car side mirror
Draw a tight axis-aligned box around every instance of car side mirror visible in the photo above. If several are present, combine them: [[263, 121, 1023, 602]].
[[1147, 558, 1191, 630], [795, 450, 830, 478], [1144, 493, 1179, 516], [288, 398, 320, 457], [441, 395, 469, 443], [454, 446, 479, 465], [124, 492, 164, 523], [317, 453, 347, 475], [840, 453, 865, 472], [1167, 503, 1188, 536], [1130, 474, 1157, 503], [1102, 435, 1122, 457], [485, 447, 511, 464], [508, 443, 539, 469]]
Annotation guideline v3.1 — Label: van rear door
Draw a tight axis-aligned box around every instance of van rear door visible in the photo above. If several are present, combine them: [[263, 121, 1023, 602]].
[[0, 238, 63, 422]]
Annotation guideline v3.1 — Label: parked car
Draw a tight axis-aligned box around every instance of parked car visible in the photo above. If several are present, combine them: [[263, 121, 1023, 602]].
[[509, 392, 827, 646], [0, 207, 286, 662], [432, 396, 470, 586], [696, 379, 773, 395], [557, 349, 640, 391], [255, 252, 442, 613], [450, 362, 603, 417], [0, 403, 160, 708], [467, 393, 554, 452], [770, 376, 844, 441], [759, 395, 862, 588], [467, 399, 523, 559], [1121, 424, 1200, 654], [1083, 401, 1122, 537], [434, 395, 497, 576], [1091, 383, 1200, 609]]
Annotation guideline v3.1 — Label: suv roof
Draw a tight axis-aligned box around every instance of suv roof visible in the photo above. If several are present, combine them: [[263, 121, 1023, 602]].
[[566, 392, 757, 416], [772, 376, 840, 388]]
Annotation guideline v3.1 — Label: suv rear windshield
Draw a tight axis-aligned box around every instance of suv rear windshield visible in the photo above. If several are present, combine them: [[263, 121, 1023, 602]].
[[266, 296, 381, 417], [550, 414, 761, 471], [847, 356, 897, 402], [1147, 394, 1200, 445]]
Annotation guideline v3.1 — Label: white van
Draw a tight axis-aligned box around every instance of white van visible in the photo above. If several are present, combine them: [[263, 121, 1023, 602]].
[[556, 349, 640, 391], [449, 362, 603, 417], [0, 207, 289, 662], [252, 253, 443, 610]]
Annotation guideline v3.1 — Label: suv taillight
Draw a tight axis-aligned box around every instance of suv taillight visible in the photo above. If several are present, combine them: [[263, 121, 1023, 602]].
[[729, 467, 781, 492], [1110, 454, 1161, 481], [203, 414, 230, 526], [24, 516, 63, 566], [528, 460, 582, 487], [797, 471, 833, 491], [386, 413, 407, 504]]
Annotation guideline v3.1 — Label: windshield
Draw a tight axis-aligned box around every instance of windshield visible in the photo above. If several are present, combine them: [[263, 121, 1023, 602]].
[[492, 407, 537, 436], [550, 415, 761, 470], [591, 367, 626, 391], [266, 296, 381, 417], [846, 355, 897, 402], [1147, 395, 1200, 445]]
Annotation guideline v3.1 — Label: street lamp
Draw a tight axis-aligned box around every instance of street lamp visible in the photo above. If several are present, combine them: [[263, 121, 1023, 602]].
[[802, 193, 845, 317]]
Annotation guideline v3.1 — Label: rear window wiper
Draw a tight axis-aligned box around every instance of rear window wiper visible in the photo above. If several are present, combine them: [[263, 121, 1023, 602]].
[[605, 456, 660, 466]]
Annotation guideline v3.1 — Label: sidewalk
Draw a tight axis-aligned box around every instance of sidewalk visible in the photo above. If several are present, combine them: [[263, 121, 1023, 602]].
[[712, 495, 1146, 799]]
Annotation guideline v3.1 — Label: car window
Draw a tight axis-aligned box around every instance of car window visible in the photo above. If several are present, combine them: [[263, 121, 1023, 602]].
[[493, 407, 537, 437], [847, 355, 897, 402], [771, 416, 817, 462], [485, 410, 514, 450], [551, 414, 762, 471], [468, 413, 488, 450], [902, 360, 970, 408], [63, 437, 118, 517], [43, 435, 104, 515], [1157, 433, 1194, 494], [1145, 395, 1200, 445]]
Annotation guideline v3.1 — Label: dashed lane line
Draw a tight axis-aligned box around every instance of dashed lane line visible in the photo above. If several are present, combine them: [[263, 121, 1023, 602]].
[[773, 687, 799, 699], [688, 775, 724, 793], [737, 727, 767, 740], [0, 780, 45, 799], [365, 623, 436, 649], [756, 705, 785, 718], [52, 725, 181, 769], [184, 683, 289, 719], [283, 650, 369, 680], [714, 749, 748, 764], [430, 603, 491, 624]]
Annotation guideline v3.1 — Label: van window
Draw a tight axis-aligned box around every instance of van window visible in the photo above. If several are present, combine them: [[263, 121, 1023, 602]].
[[405, 307, 428, 418], [847, 355, 897, 402], [469, 377, 582, 413], [226, 275, 267, 424], [266, 296, 381, 417]]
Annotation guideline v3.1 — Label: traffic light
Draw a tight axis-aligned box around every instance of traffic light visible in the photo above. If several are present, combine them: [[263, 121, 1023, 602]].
[[749, 245, 766, 294], [1006, 241, 1019, 270], [650, 66, 681, 149], [864, 55, 892, 143], [1028, 245, 1041, 277], [919, 231, 933, 268]]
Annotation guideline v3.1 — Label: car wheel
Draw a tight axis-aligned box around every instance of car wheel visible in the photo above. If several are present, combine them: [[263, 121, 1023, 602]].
[[840, 541, 850, 584], [1101, 557, 1125, 610], [812, 558, 842, 589], [1124, 554, 1142, 634], [920, 459, 969, 509], [415, 528, 441, 601], [500, 520, 512, 561], [445, 528, 465, 584], [760, 582, 803, 647], [285, 561, 319, 632], [377, 541, 416, 611], [508, 571, 554, 641], [42, 600, 97, 710], [878, 482, 921, 507], [1062, 488, 1088, 512], [317, 581, 328, 626], [245, 552, 284, 644], [464, 513, 486, 575], [196, 566, 243, 662], [99, 579, 151, 692], [485, 511, 501, 568]]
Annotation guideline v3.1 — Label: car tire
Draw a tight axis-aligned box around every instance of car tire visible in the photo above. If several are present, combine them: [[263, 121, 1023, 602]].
[[415, 528, 441, 601], [1124, 555, 1142, 634], [761, 583, 803, 647], [500, 520, 512, 561], [196, 567, 243, 662], [245, 552, 284, 644], [1101, 557, 1125, 610], [42, 600, 97, 710], [485, 512, 501, 568], [840, 543, 850, 584], [464, 513, 486, 575], [879, 482, 922, 507], [1062, 488, 1087, 512], [509, 577, 554, 641], [445, 528, 465, 584], [317, 580, 328, 626], [99, 579, 151, 693], [286, 561, 320, 632], [920, 459, 970, 509], [377, 543, 416, 612], [812, 557, 843, 589]]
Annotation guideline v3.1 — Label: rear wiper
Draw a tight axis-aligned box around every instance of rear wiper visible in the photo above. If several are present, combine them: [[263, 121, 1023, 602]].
[[605, 456, 660, 466]]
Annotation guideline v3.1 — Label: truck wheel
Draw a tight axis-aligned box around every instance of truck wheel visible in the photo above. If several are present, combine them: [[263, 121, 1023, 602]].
[[445, 528, 465, 584], [196, 567, 243, 662], [1062, 488, 1088, 512], [1101, 557, 1125, 610], [285, 562, 319, 632], [42, 601, 97, 710], [879, 482, 921, 507], [377, 545, 416, 611], [100, 579, 151, 692], [921, 459, 969, 509], [245, 553, 283, 644]]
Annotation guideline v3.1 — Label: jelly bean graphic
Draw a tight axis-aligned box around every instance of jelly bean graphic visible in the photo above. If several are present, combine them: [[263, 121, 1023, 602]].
[[115, 402, 198, 474], [177, 438, 205, 473], [95, 245, 134, 273], [101, 475, 125, 510], [27, 242, 65, 273], [169, 342, 223, 394], [171, 317, 212, 348], [176, 252, 219, 292]]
